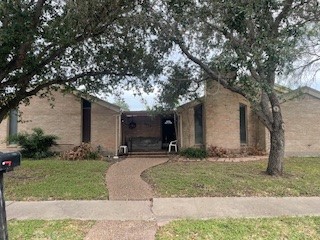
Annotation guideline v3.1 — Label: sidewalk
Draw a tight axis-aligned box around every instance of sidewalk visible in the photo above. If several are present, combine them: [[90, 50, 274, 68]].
[[7, 197, 320, 221]]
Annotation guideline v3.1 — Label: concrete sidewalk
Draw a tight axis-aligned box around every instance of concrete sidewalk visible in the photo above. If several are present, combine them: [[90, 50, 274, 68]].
[[7, 197, 320, 221]]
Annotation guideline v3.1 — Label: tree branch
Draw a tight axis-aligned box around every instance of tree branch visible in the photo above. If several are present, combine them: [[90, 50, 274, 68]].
[[273, 0, 294, 30]]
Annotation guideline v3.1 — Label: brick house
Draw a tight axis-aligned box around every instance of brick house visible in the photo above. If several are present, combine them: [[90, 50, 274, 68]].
[[279, 86, 320, 156], [177, 83, 320, 157], [0, 90, 122, 155], [176, 82, 266, 154], [1, 85, 319, 157]]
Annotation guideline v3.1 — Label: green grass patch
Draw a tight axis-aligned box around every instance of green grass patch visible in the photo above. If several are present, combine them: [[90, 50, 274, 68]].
[[156, 216, 320, 240], [8, 219, 95, 240], [142, 157, 320, 197], [4, 159, 109, 200]]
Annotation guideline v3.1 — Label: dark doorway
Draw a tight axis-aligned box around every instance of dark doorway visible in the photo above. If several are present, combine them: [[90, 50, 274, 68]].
[[162, 117, 176, 149]]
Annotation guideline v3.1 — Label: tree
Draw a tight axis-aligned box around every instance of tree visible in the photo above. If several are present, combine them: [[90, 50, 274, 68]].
[[0, 0, 162, 123], [147, 0, 320, 175], [113, 97, 130, 111]]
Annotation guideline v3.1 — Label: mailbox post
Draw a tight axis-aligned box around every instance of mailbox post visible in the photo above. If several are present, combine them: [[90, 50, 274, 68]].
[[0, 152, 21, 240]]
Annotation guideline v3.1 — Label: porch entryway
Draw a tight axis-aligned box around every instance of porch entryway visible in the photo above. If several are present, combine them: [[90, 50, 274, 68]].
[[121, 111, 176, 153]]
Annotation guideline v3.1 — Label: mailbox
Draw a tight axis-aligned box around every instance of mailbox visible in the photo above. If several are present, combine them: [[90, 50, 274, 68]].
[[0, 152, 21, 172]]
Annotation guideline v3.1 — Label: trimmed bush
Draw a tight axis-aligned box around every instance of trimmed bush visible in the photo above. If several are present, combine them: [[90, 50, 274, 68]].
[[9, 128, 58, 159], [180, 147, 208, 159]]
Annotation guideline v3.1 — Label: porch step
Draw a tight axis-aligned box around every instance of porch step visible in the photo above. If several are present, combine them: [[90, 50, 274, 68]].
[[125, 151, 173, 158]]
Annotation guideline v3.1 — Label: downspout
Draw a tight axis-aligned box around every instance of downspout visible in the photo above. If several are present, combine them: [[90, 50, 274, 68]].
[[114, 114, 120, 159], [178, 113, 183, 148]]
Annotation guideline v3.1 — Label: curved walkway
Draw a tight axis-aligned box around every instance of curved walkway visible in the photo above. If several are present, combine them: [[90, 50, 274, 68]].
[[106, 157, 168, 200]]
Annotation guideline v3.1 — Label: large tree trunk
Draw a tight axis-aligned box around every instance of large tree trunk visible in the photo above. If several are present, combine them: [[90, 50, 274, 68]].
[[267, 126, 285, 175], [266, 92, 285, 176]]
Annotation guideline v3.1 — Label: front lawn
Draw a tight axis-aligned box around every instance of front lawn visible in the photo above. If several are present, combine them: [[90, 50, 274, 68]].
[[142, 157, 320, 197], [156, 216, 320, 240], [4, 159, 109, 200], [8, 220, 94, 240]]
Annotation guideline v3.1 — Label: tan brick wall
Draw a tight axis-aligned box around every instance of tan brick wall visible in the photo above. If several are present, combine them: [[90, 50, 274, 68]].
[[0, 90, 120, 153], [0, 91, 82, 152], [177, 83, 266, 152], [91, 102, 119, 153], [177, 101, 199, 148], [204, 82, 262, 151], [281, 94, 320, 156]]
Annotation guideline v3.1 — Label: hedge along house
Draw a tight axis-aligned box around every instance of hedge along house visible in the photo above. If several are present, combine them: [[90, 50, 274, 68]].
[[0, 89, 122, 155], [176, 82, 320, 157]]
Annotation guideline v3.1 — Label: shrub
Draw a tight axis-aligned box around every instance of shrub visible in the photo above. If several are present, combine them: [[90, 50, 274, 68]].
[[9, 128, 58, 159], [60, 143, 103, 160], [207, 145, 228, 158], [241, 146, 266, 156], [180, 147, 208, 159]]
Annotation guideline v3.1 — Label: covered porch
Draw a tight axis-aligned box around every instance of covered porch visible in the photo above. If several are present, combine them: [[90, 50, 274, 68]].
[[121, 111, 176, 152]]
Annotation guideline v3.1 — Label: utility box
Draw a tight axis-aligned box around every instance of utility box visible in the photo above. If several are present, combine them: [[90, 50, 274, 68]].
[[0, 152, 21, 172]]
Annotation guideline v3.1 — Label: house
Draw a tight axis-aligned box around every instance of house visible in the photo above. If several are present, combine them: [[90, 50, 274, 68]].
[[0, 90, 122, 155], [280, 86, 320, 156], [176, 83, 320, 157], [1, 84, 320, 157], [176, 81, 266, 154]]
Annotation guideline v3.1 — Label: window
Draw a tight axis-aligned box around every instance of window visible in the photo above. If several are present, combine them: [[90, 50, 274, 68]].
[[9, 109, 18, 144], [82, 99, 91, 143], [239, 104, 247, 144], [194, 104, 203, 144]]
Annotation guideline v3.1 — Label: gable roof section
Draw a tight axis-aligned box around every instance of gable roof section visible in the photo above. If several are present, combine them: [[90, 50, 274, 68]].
[[176, 97, 204, 112], [281, 86, 320, 102], [56, 85, 121, 112], [75, 91, 121, 113]]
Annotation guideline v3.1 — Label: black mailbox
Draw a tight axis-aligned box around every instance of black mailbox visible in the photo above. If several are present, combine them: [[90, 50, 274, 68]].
[[0, 152, 21, 172]]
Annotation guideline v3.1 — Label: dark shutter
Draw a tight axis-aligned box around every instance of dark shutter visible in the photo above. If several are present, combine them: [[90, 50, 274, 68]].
[[194, 104, 203, 144], [239, 104, 247, 144], [82, 99, 91, 143]]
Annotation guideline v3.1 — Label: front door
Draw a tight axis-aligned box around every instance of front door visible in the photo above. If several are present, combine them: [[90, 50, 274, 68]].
[[162, 117, 176, 149]]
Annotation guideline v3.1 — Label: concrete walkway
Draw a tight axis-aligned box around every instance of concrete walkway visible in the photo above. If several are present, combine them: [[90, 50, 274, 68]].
[[7, 197, 320, 239], [7, 197, 320, 221], [106, 157, 168, 200], [6, 197, 320, 240]]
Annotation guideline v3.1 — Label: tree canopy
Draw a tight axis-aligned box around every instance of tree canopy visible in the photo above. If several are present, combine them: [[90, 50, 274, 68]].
[[146, 0, 320, 175], [0, 0, 163, 122]]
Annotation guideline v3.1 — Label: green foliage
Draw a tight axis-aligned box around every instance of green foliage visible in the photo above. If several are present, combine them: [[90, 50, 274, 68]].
[[179, 147, 207, 159], [113, 97, 130, 111], [9, 128, 58, 159], [155, 64, 198, 110], [0, 0, 163, 123]]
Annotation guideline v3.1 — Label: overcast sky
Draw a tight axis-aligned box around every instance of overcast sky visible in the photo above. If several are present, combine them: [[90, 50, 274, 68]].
[[111, 78, 320, 111]]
